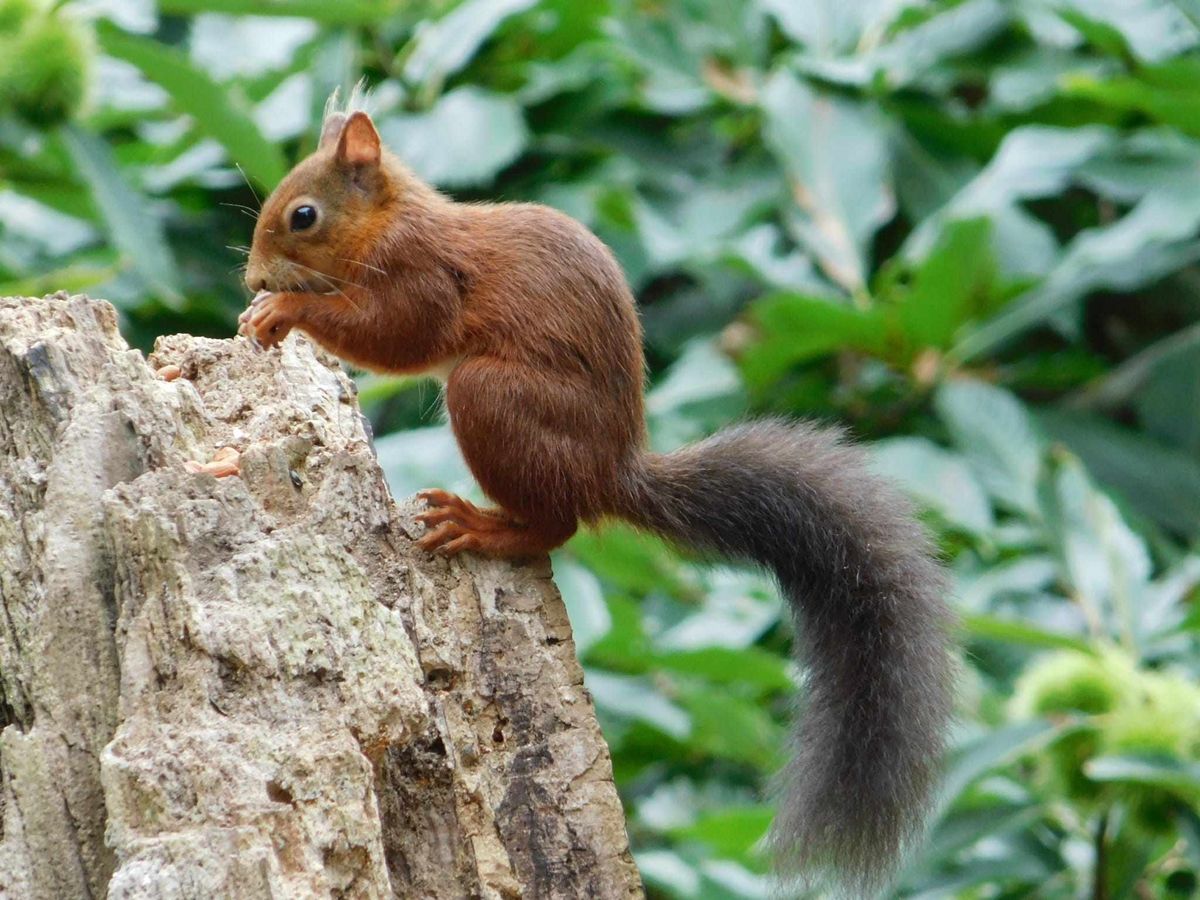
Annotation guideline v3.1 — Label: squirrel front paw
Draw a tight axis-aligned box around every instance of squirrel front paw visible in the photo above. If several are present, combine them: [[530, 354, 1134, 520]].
[[238, 291, 297, 350]]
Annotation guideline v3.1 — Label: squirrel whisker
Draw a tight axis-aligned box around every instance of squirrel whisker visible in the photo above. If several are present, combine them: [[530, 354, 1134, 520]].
[[233, 163, 262, 209], [220, 202, 260, 222], [288, 261, 362, 312], [339, 257, 387, 276]]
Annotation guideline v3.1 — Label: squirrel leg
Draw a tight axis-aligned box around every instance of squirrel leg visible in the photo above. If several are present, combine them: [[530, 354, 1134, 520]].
[[415, 489, 575, 558]]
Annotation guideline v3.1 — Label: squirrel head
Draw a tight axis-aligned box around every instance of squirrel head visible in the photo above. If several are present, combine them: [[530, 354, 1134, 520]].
[[245, 110, 401, 295]]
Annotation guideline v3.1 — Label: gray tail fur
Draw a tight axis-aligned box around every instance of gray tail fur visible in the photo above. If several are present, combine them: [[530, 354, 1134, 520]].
[[617, 420, 954, 895]]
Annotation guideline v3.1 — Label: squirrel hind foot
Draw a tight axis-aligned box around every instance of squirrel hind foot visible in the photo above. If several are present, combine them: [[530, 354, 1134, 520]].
[[414, 490, 574, 559]]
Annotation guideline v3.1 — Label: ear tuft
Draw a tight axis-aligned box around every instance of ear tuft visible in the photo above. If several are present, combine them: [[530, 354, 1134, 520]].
[[337, 111, 381, 168], [319, 112, 347, 150]]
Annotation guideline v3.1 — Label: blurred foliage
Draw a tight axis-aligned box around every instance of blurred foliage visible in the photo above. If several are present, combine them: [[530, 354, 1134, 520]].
[[3, 0, 1200, 896]]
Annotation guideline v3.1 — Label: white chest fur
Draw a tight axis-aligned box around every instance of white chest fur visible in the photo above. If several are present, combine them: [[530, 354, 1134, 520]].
[[424, 356, 463, 383]]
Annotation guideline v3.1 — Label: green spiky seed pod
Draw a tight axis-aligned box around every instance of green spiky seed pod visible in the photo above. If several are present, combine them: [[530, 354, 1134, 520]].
[[0, 0, 37, 34], [1011, 649, 1127, 718], [0, 11, 92, 126], [1102, 671, 1200, 757], [1010, 649, 1133, 806]]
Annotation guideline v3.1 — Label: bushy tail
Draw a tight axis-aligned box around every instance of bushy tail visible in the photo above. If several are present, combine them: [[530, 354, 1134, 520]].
[[617, 420, 954, 895]]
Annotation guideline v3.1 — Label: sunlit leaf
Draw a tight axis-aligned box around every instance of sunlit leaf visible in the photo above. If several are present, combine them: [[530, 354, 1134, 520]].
[[872, 437, 994, 534], [59, 124, 182, 305], [586, 670, 692, 740], [1053, 0, 1200, 62], [761, 70, 893, 293], [654, 646, 791, 695], [1041, 453, 1152, 644], [97, 25, 288, 188], [679, 686, 784, 769], [935, 380, 1044, 515], [377, 87, 527, 187], [375, 425, 476, 503], [669, 806, 773, 863], [403, 0, 538, 87], [553, 556, 612, 653]]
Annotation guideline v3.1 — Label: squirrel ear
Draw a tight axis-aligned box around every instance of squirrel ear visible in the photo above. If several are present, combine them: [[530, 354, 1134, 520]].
[[318, 112, 347, 150], [336, 111, 381, 167]]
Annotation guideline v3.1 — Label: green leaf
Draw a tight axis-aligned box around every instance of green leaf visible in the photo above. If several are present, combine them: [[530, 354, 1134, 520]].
[[656, 571, 780, 652], [1054, 0, 1200, 62], [742, 292, 890, 389], [59, 124, 182, 306], [897, 218, 1000, 349], [97, 25, 288, 189], [798, 0, 1011, 90], [375, 425, 476, 503], [1041, 452, 1152, 643], [653, 646, 792, 695], [678, 686, 784, 770], [760, 0, 915, 55], [156, 0, 400, 23], [940, 719, 1069, 810], [761, 70, 893, 294], [906, 126, 1114, 278], [377, 87, 528, 187], [1065, 58, 1200, 136], [552, 557, 612, 653], [646, 339, 743, 418], [961, 613, 1094, 653], [956, 555, 1059, 610], [935, 380, 1044, 515], [1085, 755, 1200, 801], [1040, 409, 1200, 539], [0, 262, 118, 299], [586, 594, 654, 671], [956, 184, 1200, 359], [1133, 338, 1200, 455], [403, 0, 539, 87], [871, 437, 995, 534], [922, 802, 1042, 870], [587, 670, 692, 740], [669, 806, 773, 863], [569, 525, 692, 598], [635, 849, 701, 897]]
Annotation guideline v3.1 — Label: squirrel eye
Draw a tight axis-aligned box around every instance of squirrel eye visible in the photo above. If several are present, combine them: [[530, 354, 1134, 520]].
[[290, 205, 318, 232]]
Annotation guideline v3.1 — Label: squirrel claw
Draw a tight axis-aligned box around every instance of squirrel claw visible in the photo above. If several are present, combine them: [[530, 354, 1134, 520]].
[[416, 520, 468, 554]]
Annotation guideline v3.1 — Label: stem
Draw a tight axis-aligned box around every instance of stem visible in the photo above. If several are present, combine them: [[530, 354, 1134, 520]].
[[1093, 810, 1110, 900]]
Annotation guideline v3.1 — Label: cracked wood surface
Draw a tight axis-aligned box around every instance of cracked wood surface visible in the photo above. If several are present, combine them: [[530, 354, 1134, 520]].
[[0, 293, 642, 900]]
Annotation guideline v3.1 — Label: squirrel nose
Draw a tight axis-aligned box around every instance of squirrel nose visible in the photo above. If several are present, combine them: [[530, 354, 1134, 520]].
[[244, 268, 267, 293]]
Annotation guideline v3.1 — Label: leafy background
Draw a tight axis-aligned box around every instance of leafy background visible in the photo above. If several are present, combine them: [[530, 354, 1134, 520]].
[[3, 0, 1200, 896]]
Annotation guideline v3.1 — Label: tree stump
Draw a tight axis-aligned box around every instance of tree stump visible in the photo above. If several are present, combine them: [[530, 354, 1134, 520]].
[[0, 293, 642, 900]]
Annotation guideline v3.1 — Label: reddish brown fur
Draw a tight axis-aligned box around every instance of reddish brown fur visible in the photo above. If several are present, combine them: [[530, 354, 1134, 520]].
[[244, 111, 644, 555]]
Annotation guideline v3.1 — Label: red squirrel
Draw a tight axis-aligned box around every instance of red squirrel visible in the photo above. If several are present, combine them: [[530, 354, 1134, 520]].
[[240, 106, 953, 894]]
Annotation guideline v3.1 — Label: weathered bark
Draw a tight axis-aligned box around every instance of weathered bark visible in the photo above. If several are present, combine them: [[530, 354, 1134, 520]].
[[0, 293, 641, 900]]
